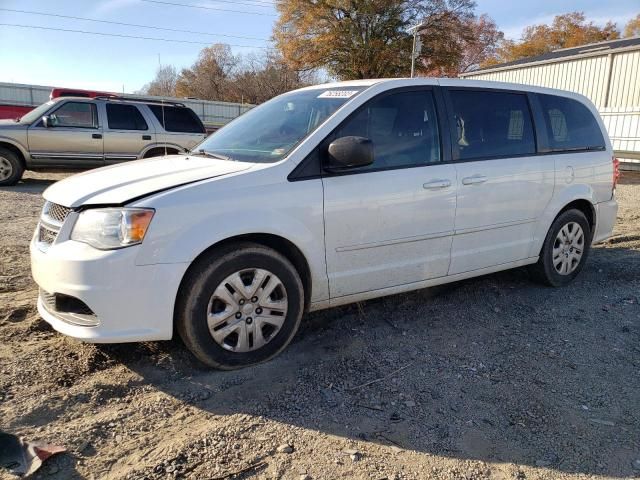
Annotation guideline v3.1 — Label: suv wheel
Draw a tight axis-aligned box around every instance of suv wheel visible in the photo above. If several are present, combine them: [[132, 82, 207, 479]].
[[529, 209, 592, 287], [176, 242, 304, 369], [0, 147, 24, 186]]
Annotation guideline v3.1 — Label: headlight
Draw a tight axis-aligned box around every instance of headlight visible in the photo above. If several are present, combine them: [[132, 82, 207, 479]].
[[71, 208, 155, 250]]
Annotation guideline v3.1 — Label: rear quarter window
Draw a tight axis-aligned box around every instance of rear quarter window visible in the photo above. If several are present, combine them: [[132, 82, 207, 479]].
[[538, 94, 605, 151], [148, 105, 205, 134], [106, 104, 148, 130]]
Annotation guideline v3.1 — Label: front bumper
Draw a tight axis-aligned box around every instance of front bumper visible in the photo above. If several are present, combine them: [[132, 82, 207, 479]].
[[30, 237, 188, 343], [593, 198, 618, 244]]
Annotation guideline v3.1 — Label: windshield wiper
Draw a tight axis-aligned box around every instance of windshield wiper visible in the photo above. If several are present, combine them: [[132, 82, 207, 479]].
[[190, 149, 232, 161]]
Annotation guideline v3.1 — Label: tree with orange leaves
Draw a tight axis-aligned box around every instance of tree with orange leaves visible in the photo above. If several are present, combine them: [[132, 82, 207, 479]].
[[273, 0, 485, 79], [483, 12, 621, 67]]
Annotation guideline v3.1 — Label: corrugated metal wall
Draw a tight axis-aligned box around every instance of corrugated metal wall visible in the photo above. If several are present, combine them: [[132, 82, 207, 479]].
[[601, 107, 640, 157], [0, 82, 253, 128], [462, 50, 640, 166], [0, 83, 51, 107], [463, 55, 615, 107], [608, 50, 640, 108]]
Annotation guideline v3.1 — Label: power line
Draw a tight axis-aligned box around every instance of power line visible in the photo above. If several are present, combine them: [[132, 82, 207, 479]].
[[0, 8, 271, 42], [198, 0, 276, 8], [139, 0, 277, 16], [0, 23, 271, 48]]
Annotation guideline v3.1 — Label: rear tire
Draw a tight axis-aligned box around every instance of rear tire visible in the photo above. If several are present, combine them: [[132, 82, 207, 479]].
[[529, 209, 591, 287], [175, 242, 304, 369], [0, 147, 24, 186]]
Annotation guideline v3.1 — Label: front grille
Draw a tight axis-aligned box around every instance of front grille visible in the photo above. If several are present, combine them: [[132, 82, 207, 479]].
[[38, 224, 58, 245], [43, 202, 71, 224], [37, 202, 72, 251]]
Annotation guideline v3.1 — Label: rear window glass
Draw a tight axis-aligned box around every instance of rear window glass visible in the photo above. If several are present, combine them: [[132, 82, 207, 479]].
[[538, 94, 605, 152], [148, 105, 205, 133], [106, 104, 148, 130], [449, 90, 536, 160]]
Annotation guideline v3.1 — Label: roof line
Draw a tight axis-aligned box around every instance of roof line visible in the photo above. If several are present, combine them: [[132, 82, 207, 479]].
[[552, 35, 639, 52], [460, 42, 640, 77]]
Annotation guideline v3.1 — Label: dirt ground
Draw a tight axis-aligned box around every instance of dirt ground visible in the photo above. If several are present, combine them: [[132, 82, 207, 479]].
[[1, 171, 639, 480]]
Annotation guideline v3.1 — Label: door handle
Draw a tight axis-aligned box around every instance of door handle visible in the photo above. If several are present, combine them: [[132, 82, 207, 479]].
[[92, 133, 102, 139], [142, 135, 152, 140], [462, 174, 488, 185], [423, 179, 451, 190]]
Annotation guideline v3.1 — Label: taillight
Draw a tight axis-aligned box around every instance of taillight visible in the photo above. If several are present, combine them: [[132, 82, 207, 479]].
[[613, 157, 620, 192]]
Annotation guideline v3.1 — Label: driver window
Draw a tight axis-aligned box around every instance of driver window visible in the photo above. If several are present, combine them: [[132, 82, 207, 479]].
[[50, 102, 97, 128], [332, 90, 441, 170]]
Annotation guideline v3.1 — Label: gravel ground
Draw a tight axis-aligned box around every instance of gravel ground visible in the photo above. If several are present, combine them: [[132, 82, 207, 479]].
[[1, 170, 639, 480]]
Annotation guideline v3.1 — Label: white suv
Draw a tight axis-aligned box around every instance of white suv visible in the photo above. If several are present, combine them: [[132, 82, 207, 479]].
[[30, 78, 619, 369]]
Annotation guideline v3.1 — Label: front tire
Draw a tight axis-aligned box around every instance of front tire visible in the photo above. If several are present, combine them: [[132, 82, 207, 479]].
[[176, 243, 304, 369], [0, 147, 24, 186], [529, 209, 592, 287]]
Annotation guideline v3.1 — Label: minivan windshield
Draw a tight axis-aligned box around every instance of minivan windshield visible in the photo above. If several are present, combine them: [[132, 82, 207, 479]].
[[193, 86, 367, 163], [17, 100, 57, 124]]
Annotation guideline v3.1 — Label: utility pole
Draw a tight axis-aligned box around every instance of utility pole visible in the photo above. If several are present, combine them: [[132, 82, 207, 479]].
[[408, 22, 423, 78]]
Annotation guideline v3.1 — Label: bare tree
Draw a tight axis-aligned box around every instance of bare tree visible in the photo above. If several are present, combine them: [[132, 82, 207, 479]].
[[138, 65, 178, 97], [175, 44, 240, 101], [229, 51, 317, 104]]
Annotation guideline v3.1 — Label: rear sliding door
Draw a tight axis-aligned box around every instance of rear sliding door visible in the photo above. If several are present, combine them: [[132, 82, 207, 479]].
[[442, 87, 555, 275]]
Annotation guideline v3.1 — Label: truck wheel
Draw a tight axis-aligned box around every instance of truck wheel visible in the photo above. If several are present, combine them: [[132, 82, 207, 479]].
[[529, 209, 592, 287], [176, 242, 305, 369], [0, 147, 24, 186]]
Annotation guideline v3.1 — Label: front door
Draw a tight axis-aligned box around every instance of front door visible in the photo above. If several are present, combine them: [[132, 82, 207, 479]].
[[322, 88, 457, 298], [444, 88, 555, 275], [27, 101, 103, 167]]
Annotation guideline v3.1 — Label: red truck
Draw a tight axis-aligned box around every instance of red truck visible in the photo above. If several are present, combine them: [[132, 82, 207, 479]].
[[0, 87, 114, 120]]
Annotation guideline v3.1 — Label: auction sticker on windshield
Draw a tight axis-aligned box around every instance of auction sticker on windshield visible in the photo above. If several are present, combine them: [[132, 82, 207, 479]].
[[318, 90, 360, 99]]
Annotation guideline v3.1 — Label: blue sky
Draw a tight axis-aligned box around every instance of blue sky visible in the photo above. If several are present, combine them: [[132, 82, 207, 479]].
[[0, 0, 637, 93]]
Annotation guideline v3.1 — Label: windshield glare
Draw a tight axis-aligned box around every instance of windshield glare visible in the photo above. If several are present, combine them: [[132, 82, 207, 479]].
[[18, 100, 56, 124], [195, 87, 366, 163]]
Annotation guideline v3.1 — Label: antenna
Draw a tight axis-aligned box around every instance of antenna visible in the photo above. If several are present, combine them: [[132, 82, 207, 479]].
[[158, 54, 167, 157]]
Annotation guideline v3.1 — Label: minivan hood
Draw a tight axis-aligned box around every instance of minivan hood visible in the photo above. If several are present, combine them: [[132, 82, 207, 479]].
[[43, 155, 253, 207]]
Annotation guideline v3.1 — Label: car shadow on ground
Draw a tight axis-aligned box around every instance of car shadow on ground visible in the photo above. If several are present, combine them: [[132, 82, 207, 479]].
[[0, 178, 58, 195], [104, 243, 640, 478]]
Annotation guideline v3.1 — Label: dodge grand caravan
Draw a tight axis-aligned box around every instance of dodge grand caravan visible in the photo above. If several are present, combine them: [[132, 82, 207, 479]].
[[30, 78, 619, 369]]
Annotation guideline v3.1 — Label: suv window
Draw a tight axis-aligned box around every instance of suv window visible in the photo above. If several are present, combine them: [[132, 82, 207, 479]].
[[538, 94, 605, 152], [449, 90, 535, 160], [148, 105, 205, 133], [106, 104, 148, 131], [331, 90, 441, 170], [50, 102, 97, 128]]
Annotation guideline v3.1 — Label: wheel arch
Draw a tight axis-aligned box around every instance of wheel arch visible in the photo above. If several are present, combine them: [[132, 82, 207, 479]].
[[556, 199, 596, 233], [532, 196, 597, 259], [175, 233, 313, 313], [0, 141, 27, 167], [142, 144, 183, 158]]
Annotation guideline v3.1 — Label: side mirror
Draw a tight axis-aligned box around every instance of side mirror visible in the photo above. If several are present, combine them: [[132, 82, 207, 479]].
[[42, 115, 54, 128], [327, 136, 374, 170]]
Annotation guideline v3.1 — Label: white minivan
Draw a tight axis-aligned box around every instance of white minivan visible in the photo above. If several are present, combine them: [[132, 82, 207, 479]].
[[30, 78, 619, 369]]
